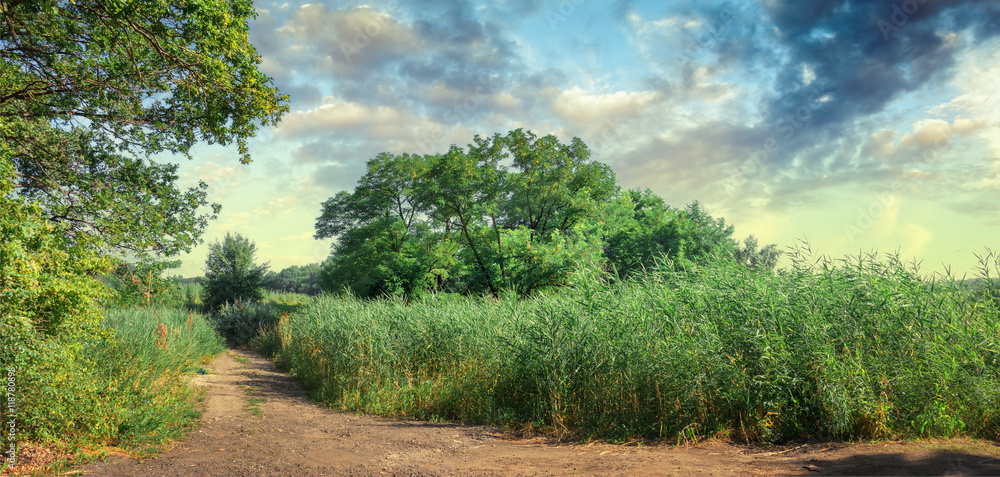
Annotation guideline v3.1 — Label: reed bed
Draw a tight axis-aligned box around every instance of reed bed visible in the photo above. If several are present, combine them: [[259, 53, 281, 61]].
[[261, 251, 1000, 442]]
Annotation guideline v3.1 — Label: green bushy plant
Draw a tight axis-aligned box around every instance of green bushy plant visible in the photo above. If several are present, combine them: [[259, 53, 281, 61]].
[[1, 157, 113, 446], [212, 301, 281, 347]]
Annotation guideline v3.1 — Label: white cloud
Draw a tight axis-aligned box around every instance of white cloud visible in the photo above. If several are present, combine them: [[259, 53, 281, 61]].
[[275, 97, 432, 139], [897, 117, 984, 150], [551, 87, 659, 129], [939, 40, 1000, 184], [862, 118, 986, 160], [277, 4, 420, 76]]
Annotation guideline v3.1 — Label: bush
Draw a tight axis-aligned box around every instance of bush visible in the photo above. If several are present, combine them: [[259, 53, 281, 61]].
[[1, 158, 113, 447], [3, 306, 223, 447], [212, 301, 281, 347]]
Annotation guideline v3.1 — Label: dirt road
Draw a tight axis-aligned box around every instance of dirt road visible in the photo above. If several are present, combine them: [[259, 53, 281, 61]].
[[80, 350, 1000, 476]]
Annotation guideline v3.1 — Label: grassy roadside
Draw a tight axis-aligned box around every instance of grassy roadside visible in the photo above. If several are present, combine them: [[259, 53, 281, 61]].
[[3, 307, 224, 475], [254, 251, 1000, 444]]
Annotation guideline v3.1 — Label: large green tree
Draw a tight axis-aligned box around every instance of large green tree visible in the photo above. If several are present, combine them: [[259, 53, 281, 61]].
[[1, 0, 288, 257], [420, 130, 628, 296], [315, 130, 781, 297], [0, 0, 286, 445], [605, 189, 782, 276], [202, 233, 269, 311], [316, 152, 458, 297], [605, 190, 738, 276], [316, 130, 630, 298]]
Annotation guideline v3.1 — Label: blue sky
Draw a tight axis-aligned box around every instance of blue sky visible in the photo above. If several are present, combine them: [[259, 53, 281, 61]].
[[169, 0, 1000, 277]]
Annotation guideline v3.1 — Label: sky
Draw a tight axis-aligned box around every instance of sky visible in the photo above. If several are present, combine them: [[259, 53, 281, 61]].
[[167, 0, 1000, 278]]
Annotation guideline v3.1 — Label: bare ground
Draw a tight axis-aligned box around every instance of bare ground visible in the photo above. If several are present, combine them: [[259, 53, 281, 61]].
[[77, 350, 1000, 476]]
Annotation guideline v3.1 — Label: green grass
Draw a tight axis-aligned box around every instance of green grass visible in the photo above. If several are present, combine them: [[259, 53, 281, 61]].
[[263, 290, 314, 314], [14, 306, 225, 450], [244, 396, 267, 416], [259, 249, 1000, 443], [83, 306, 225, 447]]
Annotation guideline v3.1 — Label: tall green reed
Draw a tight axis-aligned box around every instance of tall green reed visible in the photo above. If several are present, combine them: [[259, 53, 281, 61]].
[[262, 249, 1000, 442]]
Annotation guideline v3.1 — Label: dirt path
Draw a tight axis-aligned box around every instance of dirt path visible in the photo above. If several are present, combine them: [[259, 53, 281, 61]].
[[80, 350, 1000, 476]]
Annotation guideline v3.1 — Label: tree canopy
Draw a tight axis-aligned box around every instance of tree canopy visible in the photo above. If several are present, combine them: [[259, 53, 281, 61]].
[[1, 0, 288, 257], [202, 233, 269, 311], [1, 0, 287, 407], [316, 130, 777, 299]]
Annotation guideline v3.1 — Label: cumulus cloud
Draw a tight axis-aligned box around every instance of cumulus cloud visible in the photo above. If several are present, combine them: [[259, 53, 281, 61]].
[[253, 0, 524, 118], [274, 97, 421, 138], [552, 87, 660, 129], [863, 117, 986, 162], [278, 4, 421, 78]]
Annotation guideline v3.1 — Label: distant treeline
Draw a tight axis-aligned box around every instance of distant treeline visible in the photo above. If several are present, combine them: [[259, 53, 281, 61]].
[[262, 263, 323, 296], [159, 263, 325, 298]]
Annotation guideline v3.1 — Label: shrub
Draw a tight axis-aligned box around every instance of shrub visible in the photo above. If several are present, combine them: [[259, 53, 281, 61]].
[[212, 301, 281, 347]]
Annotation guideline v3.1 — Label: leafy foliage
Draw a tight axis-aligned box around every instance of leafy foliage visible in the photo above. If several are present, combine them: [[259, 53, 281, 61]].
[[1, 0, 281, 454], [1, 0, 288, 256], [1, 161, 225, 447], [102, 260, 183, 307], [316, 130, 771, 298], [316, 153, 453, 298], [734, 235, 783, 271], [317, 130, 645, 298], [605, 190, 762, 277], [212, 301, 280, 347], [202, 233, 269, 312], [0, 158, 111, 359], [420, 130, 628, 296], [318, 218, 441, 298]]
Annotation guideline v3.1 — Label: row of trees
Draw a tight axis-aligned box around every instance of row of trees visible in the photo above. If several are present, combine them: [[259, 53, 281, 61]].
[[264, 263, 323, 295], [315, 129, 779, 298], [99, 248, 323, 311]]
